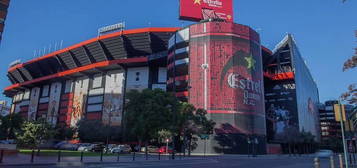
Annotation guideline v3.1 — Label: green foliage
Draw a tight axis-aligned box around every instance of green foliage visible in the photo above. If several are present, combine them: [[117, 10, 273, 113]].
[[55, 126, 76, 140], [124, 89, 215, 149], [77, 119, 110, 142], [0, 113, 24, 139], [157, 129, 172, 144], [77, 119, 121, 143], [124, 89, 176, 143], [16, 119, 56, 148]]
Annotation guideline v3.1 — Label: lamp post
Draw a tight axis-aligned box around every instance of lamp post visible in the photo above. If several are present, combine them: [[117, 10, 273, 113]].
[[338, 99, 349, 168], [166, 104, 176, 160], [106, 107, 114, 153], [166, 138, 169, 155]]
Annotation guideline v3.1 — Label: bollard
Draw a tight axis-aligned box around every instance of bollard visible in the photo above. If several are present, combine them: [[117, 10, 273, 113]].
[[314, 157, 320, 168], [117, 152, 120, 162], [330, 156, 335, 168], [57, 150, 61, 162], [146, 152, 148, 160], [100, 150, 103, 162], [80, 151, 83, 162], [339, 154, 344, 168], [31, 149, 35, 163], [158, 152, 161, 160], [132, 151, 135, 161], [0, 150, 4, 163]]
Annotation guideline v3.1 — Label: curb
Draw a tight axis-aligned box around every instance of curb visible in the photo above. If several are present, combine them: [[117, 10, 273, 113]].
[[0, 157, 203, 167]]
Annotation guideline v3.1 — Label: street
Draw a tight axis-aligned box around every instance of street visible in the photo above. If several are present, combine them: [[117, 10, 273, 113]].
[[3, 155, 331, 168]]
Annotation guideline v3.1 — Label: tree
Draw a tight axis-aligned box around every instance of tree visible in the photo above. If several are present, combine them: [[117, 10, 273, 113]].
[[77, 119, 108, 142], [124, 89, 215, 155], [16, 120, 56, 149], [54, 126, 76, 140], [341, 31, 357, 105], [0, 113, 24, 139], [174, 103, 215, 155], [124, 89, 176, 147], [157, 129, 172, 144]]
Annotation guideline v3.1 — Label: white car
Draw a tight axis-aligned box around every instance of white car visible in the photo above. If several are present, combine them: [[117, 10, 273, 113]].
[[77, 144, 94, 152], [110, 145, 132, 154], [315, 150, 333, 158]]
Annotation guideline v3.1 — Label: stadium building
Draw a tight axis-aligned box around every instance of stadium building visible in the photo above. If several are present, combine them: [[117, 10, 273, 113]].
[[3, 0, 321, 155], [263, 34, 320, 153], [4, 28, 179, 127]]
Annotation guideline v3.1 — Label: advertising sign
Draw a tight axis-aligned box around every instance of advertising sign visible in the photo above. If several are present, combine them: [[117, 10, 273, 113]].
[[71, 78, 89, 127], [179, 0, 233, 22], [47, 82, 62, 126], [28, 87, 40, 121], [188, 22, 265, 136], [103, 70, 125, 126]]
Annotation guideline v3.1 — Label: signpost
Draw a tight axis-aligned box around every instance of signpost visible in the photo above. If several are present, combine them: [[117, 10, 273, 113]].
[[200, 134, 209, 157], [98, 22, 125, 36]]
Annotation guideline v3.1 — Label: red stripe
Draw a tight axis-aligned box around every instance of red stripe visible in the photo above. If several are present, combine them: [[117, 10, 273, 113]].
[[167, 75, 189, 84], [262, 46, 272, 55], [5, 57, 148, 91], [8, 27, 179, 72]]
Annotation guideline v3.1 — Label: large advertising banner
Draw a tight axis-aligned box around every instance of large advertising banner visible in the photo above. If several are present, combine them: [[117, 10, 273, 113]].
[[179, 0, 233, 22], [103, 70, 125, 126], [265, 81, 298, 142], [71, 78, 89, 127], [28, 87, 40, 121], [47, 82, 62, 126], [188, 22, 265, 154]]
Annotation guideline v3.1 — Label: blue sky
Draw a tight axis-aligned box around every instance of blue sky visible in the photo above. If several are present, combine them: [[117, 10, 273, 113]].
[[0, 0, 356, 103]]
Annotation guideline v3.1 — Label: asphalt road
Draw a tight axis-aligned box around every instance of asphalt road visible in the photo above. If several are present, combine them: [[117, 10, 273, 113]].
[[4, 155, 332, 168]]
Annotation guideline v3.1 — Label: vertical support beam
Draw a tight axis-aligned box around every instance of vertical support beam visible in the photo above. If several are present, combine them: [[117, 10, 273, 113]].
[[82, 46, 96, 63], [98, 41, 114, 60], [68, 51, 82, 68], [55, 55, 69, 71]]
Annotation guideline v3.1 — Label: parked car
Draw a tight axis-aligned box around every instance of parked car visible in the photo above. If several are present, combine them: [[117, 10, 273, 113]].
[[140, 146, 159, 153], [134, 145, 141, 152], [111, 145, 132, 154], [315, 150, 333, 158], [54, 141, 68, 149], [77, 143, 93, 152], [103, 144, 118, 153], [158, 146, 173, 153], [59, 143, 79, 151], [91, 143, 105, 152]]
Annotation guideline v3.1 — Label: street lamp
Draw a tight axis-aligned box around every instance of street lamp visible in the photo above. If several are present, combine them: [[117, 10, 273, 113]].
[[166, 104, 176, 159], [166, 138, 169, 154], [337, 99, 349, 168], [105, 107, 114, 153]]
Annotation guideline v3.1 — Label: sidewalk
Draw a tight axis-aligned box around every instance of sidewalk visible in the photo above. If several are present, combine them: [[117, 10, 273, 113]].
[[0, 153, 200, 167]]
